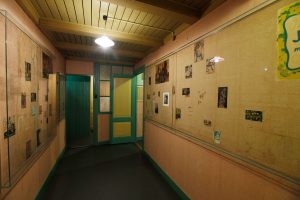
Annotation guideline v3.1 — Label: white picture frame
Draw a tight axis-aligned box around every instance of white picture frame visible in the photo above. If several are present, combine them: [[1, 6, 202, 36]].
[[162, 92, 169, 106]]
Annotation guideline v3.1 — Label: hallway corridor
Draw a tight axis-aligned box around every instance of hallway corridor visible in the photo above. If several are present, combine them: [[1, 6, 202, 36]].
[[39, 144, 180, 200]]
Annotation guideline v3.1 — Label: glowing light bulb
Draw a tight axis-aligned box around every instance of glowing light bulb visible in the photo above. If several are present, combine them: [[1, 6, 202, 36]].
[[95, 36, 115, 48], [210, 56, 224, 63]]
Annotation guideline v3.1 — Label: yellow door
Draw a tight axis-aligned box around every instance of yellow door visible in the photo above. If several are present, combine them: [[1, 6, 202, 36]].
[[111, 77, 134, 143]]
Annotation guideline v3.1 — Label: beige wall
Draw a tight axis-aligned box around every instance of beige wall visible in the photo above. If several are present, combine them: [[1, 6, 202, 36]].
[[0, 0, 65, 199], [66, 59, 94, 75], [144, 121, 299, 200], [0, 0, 65, 73], [135, 0, 278, 68], [140, 0, 300, 199], [3, 120, 65, 200]]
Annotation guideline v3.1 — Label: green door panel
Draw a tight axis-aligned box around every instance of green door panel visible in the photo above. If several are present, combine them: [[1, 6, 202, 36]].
[[66, 75, 90, 140]]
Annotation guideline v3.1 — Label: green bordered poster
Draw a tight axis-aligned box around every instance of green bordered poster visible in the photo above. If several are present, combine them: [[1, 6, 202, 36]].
[[277, 1, 300, 79]]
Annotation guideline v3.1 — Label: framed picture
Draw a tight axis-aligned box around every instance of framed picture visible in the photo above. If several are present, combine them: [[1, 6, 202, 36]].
[[245, 110, 263, 122], [42, 52, 52, 79], [277, 1, 300, 79], [31, 93, 36, 102], [100, 97, 110, 112], [175, 108, 181, 119], [206, 58, 215, 74], [185, 65, 192, 79], [155, 60, 169, 84], [194, 40, 204, 62], [218, 87, 228, 108], [39, 105, 42, 115], [26, 140, 32, 159], [214, 131, 221, 144], [155, 103, 158, 114], [25, 62, 31, 81], [182, 88, 190, 96], [21, 93, 26, 108], [163, 92, 169, 106]]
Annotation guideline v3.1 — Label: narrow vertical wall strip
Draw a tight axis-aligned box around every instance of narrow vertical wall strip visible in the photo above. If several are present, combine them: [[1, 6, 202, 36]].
[[4, 10, 11, 187]]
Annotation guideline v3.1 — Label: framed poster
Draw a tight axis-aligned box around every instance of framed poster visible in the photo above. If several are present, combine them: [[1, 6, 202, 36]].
[[163, 92, 169, 106], [206, 58, 215, 74], [100, 97, 110, 112], [42, 53, 52, 79], [25, 62, 31, 81], [218, 87, 228, 108], [185, 65, 192, 79], [155, 60, 169, 84], [277, 1, 300, 79], [194, 40, 204, 62]]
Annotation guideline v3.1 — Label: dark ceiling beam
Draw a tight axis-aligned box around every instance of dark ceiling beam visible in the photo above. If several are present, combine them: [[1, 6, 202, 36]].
[[16, 0, 40, 24], [102, 0, 199, 24], [201, 0, 227, 17], [135, 0, 202, 18], [66, 56, 135, 66], [55, 42, 145, 58]]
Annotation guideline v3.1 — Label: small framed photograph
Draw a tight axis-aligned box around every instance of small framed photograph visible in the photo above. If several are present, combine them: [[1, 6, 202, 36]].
[[25, 62, 31, 81], [155, 103, 158, 114], [182, 88, 190, 96], [162, 92, 169, 106], [194, 40, 204, 62], [31, 93, 36, 102], [175, 108, 181, 119], [21, 93, 26, 108], [206, 58, 215, 74], [185, 65, 192, 79], [218, 87, 228, 108]]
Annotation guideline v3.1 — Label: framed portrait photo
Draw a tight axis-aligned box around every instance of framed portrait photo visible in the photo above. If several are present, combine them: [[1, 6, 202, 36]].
[[162, 92, 169, 106]]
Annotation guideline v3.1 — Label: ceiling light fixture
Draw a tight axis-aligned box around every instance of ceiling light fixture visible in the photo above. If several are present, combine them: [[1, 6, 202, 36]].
[[210, 56, 225, 63], [95, 36, 115, 48]]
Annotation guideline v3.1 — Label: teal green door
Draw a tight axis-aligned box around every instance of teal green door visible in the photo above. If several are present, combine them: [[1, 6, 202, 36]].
[[66, 75, 90, 141]]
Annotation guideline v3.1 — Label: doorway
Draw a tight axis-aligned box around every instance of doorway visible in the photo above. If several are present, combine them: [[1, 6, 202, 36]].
[[135, 72, 144, 148], [66, 75, 92, 148], [111, 76, 135, 144]]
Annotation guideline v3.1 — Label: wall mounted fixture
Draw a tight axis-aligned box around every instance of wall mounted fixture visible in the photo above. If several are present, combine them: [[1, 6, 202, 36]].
[[210, 56, 225, 63]]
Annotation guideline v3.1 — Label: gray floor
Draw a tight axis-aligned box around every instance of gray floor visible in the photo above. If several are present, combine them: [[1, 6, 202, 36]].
[[66, 131, 93, 148], [41, 144, 181, 200]]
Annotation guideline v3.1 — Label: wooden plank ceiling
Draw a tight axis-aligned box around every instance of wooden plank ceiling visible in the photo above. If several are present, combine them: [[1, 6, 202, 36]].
[[16, 0, 226, 66]]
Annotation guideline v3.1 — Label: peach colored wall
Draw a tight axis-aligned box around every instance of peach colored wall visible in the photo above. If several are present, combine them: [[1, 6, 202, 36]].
[[66, 59, 94, 75], [144, 121, 299, 200], [139, 0, 300, 199], [0, 0, 65, 73], [135, 0, 277, 68], [3, 120, 65, 200], [0, 0, 65, 199], [98, 114, 110, 142]]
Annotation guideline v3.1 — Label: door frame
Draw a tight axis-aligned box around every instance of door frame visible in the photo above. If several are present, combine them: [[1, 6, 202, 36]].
[[134, 67, 145, 141], [93, 64, 112, 145], [110, 74, 137, 144]]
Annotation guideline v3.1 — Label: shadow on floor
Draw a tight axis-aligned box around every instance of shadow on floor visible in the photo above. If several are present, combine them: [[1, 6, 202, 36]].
[[40, 144, 181, 200], [66, 131, 94, 148]]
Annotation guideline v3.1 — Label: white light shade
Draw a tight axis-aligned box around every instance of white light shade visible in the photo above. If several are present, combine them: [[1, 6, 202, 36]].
[[210, 56, 224, 63], [95, 36, 114, 48]]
